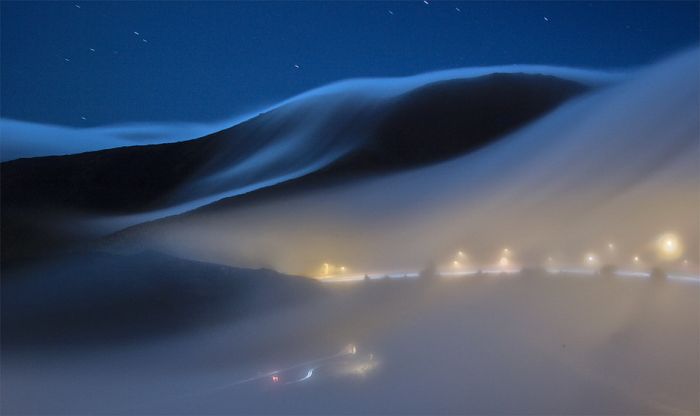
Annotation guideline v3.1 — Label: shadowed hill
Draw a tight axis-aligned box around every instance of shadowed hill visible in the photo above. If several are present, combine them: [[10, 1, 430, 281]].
[[185, 73, 588, 213], [339, 73, 587, 171], [1, 251, 323, 347], [1, 74, 587, 214], [1, 73, 588, 264]]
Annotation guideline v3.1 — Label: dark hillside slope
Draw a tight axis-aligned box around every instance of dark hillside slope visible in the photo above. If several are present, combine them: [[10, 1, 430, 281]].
[[138, 74, 588, 216], [339, 73, 586, 171], [1, 251, 323, 347], [1, 74, 588, 264], [2, 74, 587, 214]]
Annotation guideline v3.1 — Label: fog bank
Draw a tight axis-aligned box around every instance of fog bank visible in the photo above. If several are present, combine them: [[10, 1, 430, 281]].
[[122, 49, 699, 277]]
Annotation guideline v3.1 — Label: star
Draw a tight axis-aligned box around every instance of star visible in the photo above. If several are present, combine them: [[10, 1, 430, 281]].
[[142, 39, 148, 43], [74, 4, 81, 8], [423, 0, 429, 4], [89, 48, 96, 52], [64, 58, 71, 62], [543, 16, 550, 22], [388, 10, 394, 15], [133, 31, 140, 35], [455, 7, 461, 12], [293, 64, 300, 69], [80, 116, 87, 120]]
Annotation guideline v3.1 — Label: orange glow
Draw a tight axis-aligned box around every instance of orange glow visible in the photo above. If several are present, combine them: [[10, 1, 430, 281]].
[[655, 232, 683, 260], [584, 253, 598, 266]]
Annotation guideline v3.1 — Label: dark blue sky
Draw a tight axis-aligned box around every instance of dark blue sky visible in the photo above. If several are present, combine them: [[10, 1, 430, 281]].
[[1, 1, 698, 126]]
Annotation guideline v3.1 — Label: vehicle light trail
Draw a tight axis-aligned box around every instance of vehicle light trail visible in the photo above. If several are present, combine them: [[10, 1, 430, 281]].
[[286, 368, 316, 384], [214, 345, 356, 390]]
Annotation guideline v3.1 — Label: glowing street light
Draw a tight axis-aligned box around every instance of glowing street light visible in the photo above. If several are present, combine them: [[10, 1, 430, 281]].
[[457, 250, 465, 258], [323, 262, 330, 275], [655, 232, 683, 260], [633, 255, 640, 263], [607, 242, 615, 251], [585, 253, 598, 266], [498, 256, 510, 268]]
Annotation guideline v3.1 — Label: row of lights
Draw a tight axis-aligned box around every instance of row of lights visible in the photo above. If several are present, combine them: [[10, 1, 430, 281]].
[[448, 233, 691, 271], [319, 233, 692, 278], [450, 247, 513, 270], [585, 233, 687, 266]]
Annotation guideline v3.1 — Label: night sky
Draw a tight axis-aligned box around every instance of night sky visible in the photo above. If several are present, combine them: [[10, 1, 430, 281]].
[[1, 1, 698, 127]]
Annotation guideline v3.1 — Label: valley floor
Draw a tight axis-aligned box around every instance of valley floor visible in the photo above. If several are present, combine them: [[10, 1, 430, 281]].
[[3, 272, 699, 414]]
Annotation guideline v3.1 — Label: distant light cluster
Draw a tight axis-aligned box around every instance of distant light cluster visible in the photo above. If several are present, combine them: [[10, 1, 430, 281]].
[[315, 231, 694, 280]]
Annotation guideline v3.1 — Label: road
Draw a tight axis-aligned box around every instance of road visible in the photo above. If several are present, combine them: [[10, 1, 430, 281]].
[[320, 267, 700, 283]]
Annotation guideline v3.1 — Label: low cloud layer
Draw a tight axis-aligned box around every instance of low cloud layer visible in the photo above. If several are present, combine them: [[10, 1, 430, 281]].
[[1, 64, 620, 162], [124, 48, 699, 276]]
